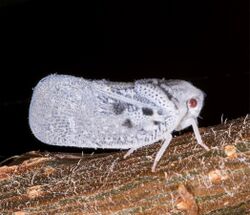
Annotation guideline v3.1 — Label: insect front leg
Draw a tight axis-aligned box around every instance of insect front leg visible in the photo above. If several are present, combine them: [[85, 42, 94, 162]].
[[188, 118, 209, 151], [178, 117, 209, 151]]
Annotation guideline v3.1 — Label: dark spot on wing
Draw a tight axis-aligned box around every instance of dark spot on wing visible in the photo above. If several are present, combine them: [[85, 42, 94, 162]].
[[122, 119, 133, 128], [113, 103, 125, 115], [153, 121, 161, 125], [142, 107, 153, 116]]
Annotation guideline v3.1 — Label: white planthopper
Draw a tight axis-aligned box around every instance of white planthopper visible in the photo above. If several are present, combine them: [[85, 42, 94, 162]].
[[29, 74, 209, 172]]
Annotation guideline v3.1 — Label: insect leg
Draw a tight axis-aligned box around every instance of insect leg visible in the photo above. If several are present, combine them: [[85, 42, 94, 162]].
[[189, 118, 209, 151], [151, 133, 172, 172], [124, 147, 139, 158]]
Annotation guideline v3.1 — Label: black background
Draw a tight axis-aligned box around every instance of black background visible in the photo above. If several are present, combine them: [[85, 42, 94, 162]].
[[0, 0, 249, 160]]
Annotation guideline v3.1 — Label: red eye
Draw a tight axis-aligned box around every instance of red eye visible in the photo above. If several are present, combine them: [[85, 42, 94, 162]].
[[189, 98, 197, 108]]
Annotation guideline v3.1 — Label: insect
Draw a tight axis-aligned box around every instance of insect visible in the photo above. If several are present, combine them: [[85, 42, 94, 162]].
[[29, 74, 209, 172]]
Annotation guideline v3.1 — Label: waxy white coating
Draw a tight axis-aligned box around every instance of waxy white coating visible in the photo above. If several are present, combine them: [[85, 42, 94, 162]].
[[29, 74, 209, 171]]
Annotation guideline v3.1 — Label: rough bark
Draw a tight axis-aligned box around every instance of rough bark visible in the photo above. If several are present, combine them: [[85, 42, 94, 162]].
[[0, 116, 250, 214]]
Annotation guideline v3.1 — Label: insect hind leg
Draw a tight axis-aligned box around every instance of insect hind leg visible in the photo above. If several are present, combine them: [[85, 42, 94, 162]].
[[124, 133, 173, 172], [124, 147, 138, 158], [152, 133, 172, 172]]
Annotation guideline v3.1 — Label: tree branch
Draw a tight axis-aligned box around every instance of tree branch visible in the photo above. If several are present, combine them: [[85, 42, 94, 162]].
[[0, 116, 250, 214]]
